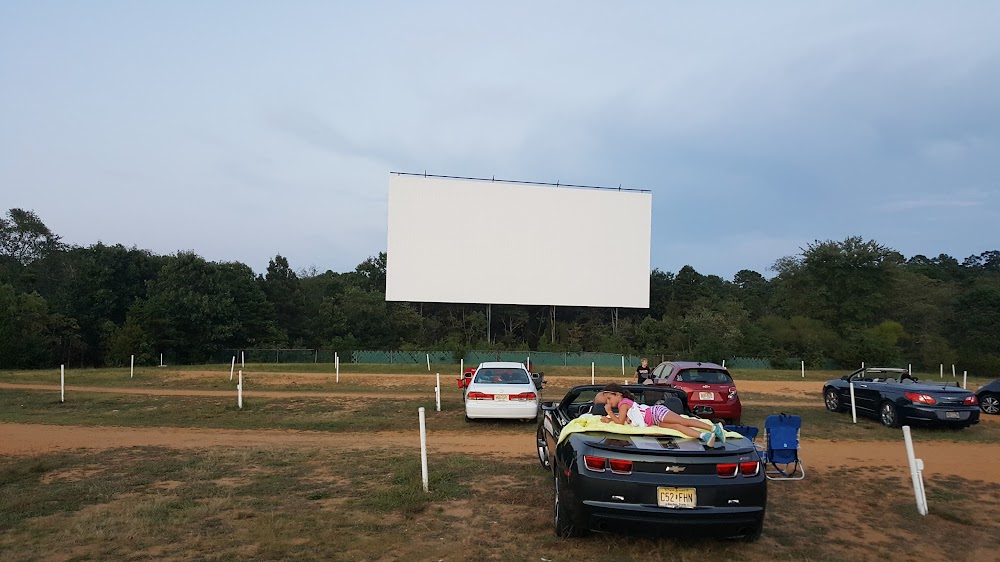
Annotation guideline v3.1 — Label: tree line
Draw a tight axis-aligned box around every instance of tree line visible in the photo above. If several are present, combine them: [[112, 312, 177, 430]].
[[2, 208, 998, 373]]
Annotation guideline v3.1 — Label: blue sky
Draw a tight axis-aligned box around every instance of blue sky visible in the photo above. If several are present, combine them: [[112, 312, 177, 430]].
[[2, 2, 998, 279]]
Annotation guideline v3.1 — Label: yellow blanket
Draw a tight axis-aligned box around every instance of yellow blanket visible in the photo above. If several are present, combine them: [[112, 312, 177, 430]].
[[557, 414, 742, 445]]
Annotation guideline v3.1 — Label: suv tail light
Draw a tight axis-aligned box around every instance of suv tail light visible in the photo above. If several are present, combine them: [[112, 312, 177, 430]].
[[716, 463, 738, 478], [905, 392, 937, 405], [739, 462, 760, 476], [964, 395, 979, 406], [467, 391, 493, 400], [584, 456, 606, 472]]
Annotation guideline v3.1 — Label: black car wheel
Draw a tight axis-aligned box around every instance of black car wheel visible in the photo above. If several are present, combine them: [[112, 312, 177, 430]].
[[536, 424, 550, 469], [880, 401, 900, 428], [741, 518, 764, 543], [553, 472, 586, 537], [980, 393, 1000, 415], [825, 388, 846, 413]]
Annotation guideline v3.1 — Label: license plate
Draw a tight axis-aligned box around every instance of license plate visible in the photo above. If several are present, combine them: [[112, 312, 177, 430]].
[[657, 487, 696, 509], [699, 392, 714, 401], [493, 394, 509, 402], [945, 411, 960, 419]]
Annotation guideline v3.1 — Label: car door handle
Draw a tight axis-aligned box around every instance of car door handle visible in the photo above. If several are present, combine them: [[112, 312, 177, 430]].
[[857, 385, 867, 388]]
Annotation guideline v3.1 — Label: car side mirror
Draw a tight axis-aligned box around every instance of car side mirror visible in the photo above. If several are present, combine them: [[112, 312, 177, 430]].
[[841, 375, 850, 381]]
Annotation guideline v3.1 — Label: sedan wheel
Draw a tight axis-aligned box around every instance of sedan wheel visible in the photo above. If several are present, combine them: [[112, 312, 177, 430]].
[[825, 388, 844, 413], [981, 394, 1000, 415], [880, 401, 900, 428]]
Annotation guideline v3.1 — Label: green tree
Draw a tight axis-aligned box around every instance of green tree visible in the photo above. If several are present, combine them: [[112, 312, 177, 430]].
[[0, 208, 62, 265], [262, 254, 305, 344]]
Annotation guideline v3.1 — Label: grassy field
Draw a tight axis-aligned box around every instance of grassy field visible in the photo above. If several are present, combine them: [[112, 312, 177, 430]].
[[4, 363, 994, 383], [1, 363, 997, 560], [1, 386, 996, 444], [1, 446, 997, 562]]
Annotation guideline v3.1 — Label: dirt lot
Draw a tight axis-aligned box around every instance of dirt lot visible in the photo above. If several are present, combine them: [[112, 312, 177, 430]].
[[2, 369, 998, 561]]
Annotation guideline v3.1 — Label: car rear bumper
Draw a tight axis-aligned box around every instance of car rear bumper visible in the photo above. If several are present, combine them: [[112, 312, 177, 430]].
[[689, 401, 742, 421], [583, 501, 765, 536], [902, 404, 980, 425], [465, 400, 538, 419], [570, 468, 766, 537]]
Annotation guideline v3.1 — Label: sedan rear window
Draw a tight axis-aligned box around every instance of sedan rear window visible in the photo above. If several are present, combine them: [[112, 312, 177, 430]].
[[474, 369, 530, 384], [675, 369, 733, 384]]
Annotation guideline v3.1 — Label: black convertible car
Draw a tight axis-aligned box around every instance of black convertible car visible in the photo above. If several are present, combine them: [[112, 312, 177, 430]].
[[823, 367, 980, 428], [535, 385, 766, 541], [975, 379, 1000, 415]]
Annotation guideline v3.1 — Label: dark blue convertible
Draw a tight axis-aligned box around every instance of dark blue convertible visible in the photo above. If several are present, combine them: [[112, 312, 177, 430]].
[[823, 367, 980, 428]]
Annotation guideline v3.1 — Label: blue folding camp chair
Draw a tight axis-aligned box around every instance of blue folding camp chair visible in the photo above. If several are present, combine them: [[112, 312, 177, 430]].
[[761, 414, 805, 480], [723, 425, 759, 443]]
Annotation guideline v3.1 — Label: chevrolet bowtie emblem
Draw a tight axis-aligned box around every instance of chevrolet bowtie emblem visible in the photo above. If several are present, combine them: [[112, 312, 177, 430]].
[[665, 466, 686, 473]]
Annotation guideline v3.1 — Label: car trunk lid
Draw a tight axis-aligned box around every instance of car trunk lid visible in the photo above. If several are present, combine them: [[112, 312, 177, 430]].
[[576, 432, 756, 456]]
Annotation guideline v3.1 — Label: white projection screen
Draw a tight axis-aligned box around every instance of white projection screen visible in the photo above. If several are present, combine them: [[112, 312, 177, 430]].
[[385, 174, 652, 308]]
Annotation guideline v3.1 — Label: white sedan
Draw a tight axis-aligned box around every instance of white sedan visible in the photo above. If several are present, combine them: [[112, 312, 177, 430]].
[[464, 362, 540, 422]]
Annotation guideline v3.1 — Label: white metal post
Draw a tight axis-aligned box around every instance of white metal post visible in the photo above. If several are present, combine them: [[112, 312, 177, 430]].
[[940, 364, 943, 379], [801, 360, 805, 378], [902, 426, 928, 515], [621, 355, 625, 377], [952, 364, 956, 378], [241, 351, 245, 369], [160, 353, 164, 367], [335, 353, 339, 383], [230, 356, 235, 381], [722, 359, 726, 369], [435, 373, 441, 412], [460, 358, 464, 376], [419, 407, 429, 492], [908, 364, 911, 377], [130, 354, 134, 379], [60, 364, 65, 403], [963, 371, 967, 389], [861, 361, 865, 369], [849, 382, 857, 424], [527, 355, 530, 371], [238, 370, 243, 409], [591, 362, 595, 385], [426, 353, 430, 371]]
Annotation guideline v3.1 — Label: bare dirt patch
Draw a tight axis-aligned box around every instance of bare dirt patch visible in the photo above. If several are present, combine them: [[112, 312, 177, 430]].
[[39, 464, 105, 484]]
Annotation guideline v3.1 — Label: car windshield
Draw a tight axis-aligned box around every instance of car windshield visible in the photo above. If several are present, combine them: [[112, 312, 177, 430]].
[[474, 369, 530, 384], [675, 369, 732, 384]]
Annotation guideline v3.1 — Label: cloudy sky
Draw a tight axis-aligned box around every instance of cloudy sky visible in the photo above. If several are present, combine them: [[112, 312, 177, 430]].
[[2, 2, 998, 279]]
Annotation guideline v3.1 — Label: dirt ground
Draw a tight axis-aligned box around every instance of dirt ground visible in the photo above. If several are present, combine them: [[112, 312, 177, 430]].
[[2, 421, 998, 482]]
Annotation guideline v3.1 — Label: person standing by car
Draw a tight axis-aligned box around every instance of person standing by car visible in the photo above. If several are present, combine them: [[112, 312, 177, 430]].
[[636, 358, 651, 384]]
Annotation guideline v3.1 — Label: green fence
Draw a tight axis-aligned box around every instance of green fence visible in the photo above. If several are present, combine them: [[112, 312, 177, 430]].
[[210, 349, 841, 370], [350, 350, 642, 368]]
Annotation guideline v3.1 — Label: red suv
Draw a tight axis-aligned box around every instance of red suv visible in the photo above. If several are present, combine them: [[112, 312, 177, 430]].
[[649, 361, 742, 424]]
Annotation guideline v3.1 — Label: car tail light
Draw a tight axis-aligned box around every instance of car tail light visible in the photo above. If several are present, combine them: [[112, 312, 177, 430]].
[[608, 459, 632, 474], [905, 392, 937, 405], [728, 387, 738, 400], [964, 395, 979, 406], [510, 392, 537, 401], [467, 391, 493, 400], [584, 456, 606, 472], [716, 463, 738, 478], [739, 462, 760, 477]]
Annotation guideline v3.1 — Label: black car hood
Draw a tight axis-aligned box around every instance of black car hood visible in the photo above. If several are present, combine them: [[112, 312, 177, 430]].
[[570, 431, 756, 456]]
